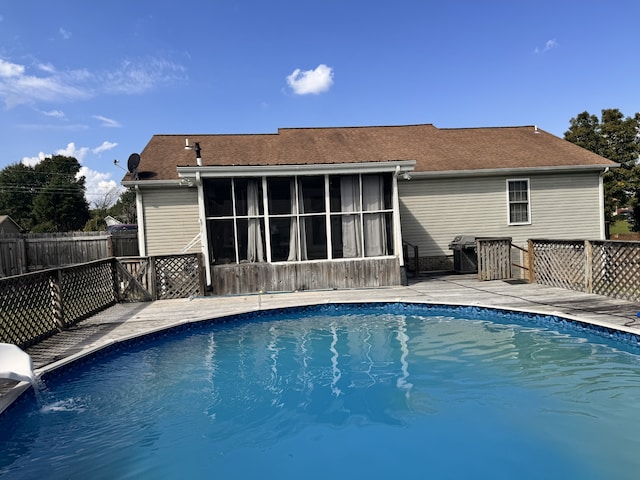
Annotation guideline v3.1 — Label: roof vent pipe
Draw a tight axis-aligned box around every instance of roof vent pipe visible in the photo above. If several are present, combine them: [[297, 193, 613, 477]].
[[185, 138, 202, 166], [195, 142, 202, 166]]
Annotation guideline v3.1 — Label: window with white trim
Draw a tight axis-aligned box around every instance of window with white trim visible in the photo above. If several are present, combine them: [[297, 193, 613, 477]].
[[203, 173, 394, 264], [507, 179, 530, 225]]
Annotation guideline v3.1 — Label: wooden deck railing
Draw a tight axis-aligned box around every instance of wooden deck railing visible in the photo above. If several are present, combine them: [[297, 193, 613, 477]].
[[402, 241, 420, 276], [0, 254, 205, 348], [529, 239, 640, 302]]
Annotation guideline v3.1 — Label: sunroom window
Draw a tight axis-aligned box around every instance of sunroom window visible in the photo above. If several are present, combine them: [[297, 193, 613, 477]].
[[205, 178, 265, 264], [204, 173, 395, 265]]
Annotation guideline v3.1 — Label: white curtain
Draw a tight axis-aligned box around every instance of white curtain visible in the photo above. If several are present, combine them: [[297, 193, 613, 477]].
[[340, 176, 362, 258], [246, 179, 264, 262], [362, 176, 387, 256], [287, 179, 307, 261]]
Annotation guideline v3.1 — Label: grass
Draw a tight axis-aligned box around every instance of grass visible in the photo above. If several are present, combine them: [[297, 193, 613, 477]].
[[610, 220, 632, 235]]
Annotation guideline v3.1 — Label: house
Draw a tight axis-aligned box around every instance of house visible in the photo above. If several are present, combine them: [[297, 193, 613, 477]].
[[0, 215, 23, 236], [122, 124, 617, 294]]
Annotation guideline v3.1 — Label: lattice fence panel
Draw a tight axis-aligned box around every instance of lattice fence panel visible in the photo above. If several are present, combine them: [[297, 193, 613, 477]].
[[532, 240, 585, 291], [114, 258, 153, 302], [591, 241, 640, 302], [60, 260, 117, 327], [154, 254, 203, 300], [0, 271, 59, 348]]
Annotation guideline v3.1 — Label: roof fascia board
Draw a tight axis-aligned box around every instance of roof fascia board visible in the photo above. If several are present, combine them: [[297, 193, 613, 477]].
[[176, 160, 416, 178], [409, 164, 618, 179]]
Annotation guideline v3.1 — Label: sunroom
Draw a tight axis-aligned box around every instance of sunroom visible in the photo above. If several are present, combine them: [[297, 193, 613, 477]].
[[177, 161, 415, 294]]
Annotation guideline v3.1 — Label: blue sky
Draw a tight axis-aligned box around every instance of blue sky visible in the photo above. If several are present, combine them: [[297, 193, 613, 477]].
[[1, 1, 639, 206]]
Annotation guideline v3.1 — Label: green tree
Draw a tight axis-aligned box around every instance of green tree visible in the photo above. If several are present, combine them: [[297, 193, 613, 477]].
[[84, 189, 136, 231], [0, 162, 41, 230], [83, 215, 107, 232], [31, 155, 90, 231], [108, 189, 137, 224], [564, 109, 640, 227]]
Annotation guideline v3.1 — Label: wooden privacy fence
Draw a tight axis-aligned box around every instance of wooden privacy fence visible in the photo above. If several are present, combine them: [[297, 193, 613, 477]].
[[0, 232, 139, 277], [529, 239, 640, 302], [0, 254, 205, 348], [476, 237, 513, 280]]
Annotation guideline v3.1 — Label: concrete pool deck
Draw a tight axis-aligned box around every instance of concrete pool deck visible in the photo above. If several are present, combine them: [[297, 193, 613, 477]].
[[2, 274, 640, 413]]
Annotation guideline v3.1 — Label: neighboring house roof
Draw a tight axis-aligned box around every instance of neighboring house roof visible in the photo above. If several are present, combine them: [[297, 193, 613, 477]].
[[126, 124, 617, 182], [104, 215, 122, 227], [0, 215, 23, 234]]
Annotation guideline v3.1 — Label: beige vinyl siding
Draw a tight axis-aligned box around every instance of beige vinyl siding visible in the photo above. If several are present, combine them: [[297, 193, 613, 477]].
[[142, 187, 201, 255], [399, 171, 603, 257]]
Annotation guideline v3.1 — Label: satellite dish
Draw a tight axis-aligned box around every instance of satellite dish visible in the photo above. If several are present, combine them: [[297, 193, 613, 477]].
[[127, 153, 140, 180], [127, 153, 140, 173]]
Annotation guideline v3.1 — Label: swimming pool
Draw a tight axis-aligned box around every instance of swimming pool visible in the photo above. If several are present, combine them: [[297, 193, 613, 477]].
[[2, 303, 640, 479]]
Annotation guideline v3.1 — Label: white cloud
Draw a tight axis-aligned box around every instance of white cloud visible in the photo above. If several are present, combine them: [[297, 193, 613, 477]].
[[0, 55, 186, 108], [21, 143, 88, 167], [0, 58, 25, 77], [93, 115, 121, 128], [56, 142, 90, 162], [42, 109, 65, 118], [38, 63, 57, 74], [59, 28, 72, 40], [0, 59, 89, 108], [21, 151, 48, 167], [534, 39, 558, 54], [103, 57, 187, 94], [92, 141, 118, 154], [286, 64, 334, 95], [78, 166, 124, 207]]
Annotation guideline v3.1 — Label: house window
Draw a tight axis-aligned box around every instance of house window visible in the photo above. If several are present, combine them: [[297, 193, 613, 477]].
[[204, 173, 394, 264], [204, 178, 265, 264], [328, 174, 393, 258], [507, 179, 530, 225]]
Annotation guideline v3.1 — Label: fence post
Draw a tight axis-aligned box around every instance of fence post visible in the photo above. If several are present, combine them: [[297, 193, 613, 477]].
[[584, 240, 593, 293], [149, 256, 158, 300], [106, 235, 114, 257], [49, 269, 65, 331], [197, 253, 206, 295], [477, 239, 485, 280], [527, 239, 535, 283], [19, 235, 28, 274], [111, 258, 121, 303]]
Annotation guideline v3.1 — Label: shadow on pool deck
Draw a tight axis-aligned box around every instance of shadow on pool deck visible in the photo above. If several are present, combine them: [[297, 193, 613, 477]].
[[2, 274, 640, 413]]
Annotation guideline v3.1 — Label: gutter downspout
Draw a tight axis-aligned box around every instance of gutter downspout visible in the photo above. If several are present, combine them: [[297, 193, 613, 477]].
[[135, 185, 146, 256], [599, 167, 609, 240], [195, 170, 212, 286], [393, 166, 404, 267]]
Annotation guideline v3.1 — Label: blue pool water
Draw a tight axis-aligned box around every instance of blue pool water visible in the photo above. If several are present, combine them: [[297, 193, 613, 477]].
[[2, 303, 640, 479]]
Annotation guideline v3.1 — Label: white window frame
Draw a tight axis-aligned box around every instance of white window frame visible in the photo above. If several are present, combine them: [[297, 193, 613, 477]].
[[204, 173, 396, 264], [506, 178, 531, 225]]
